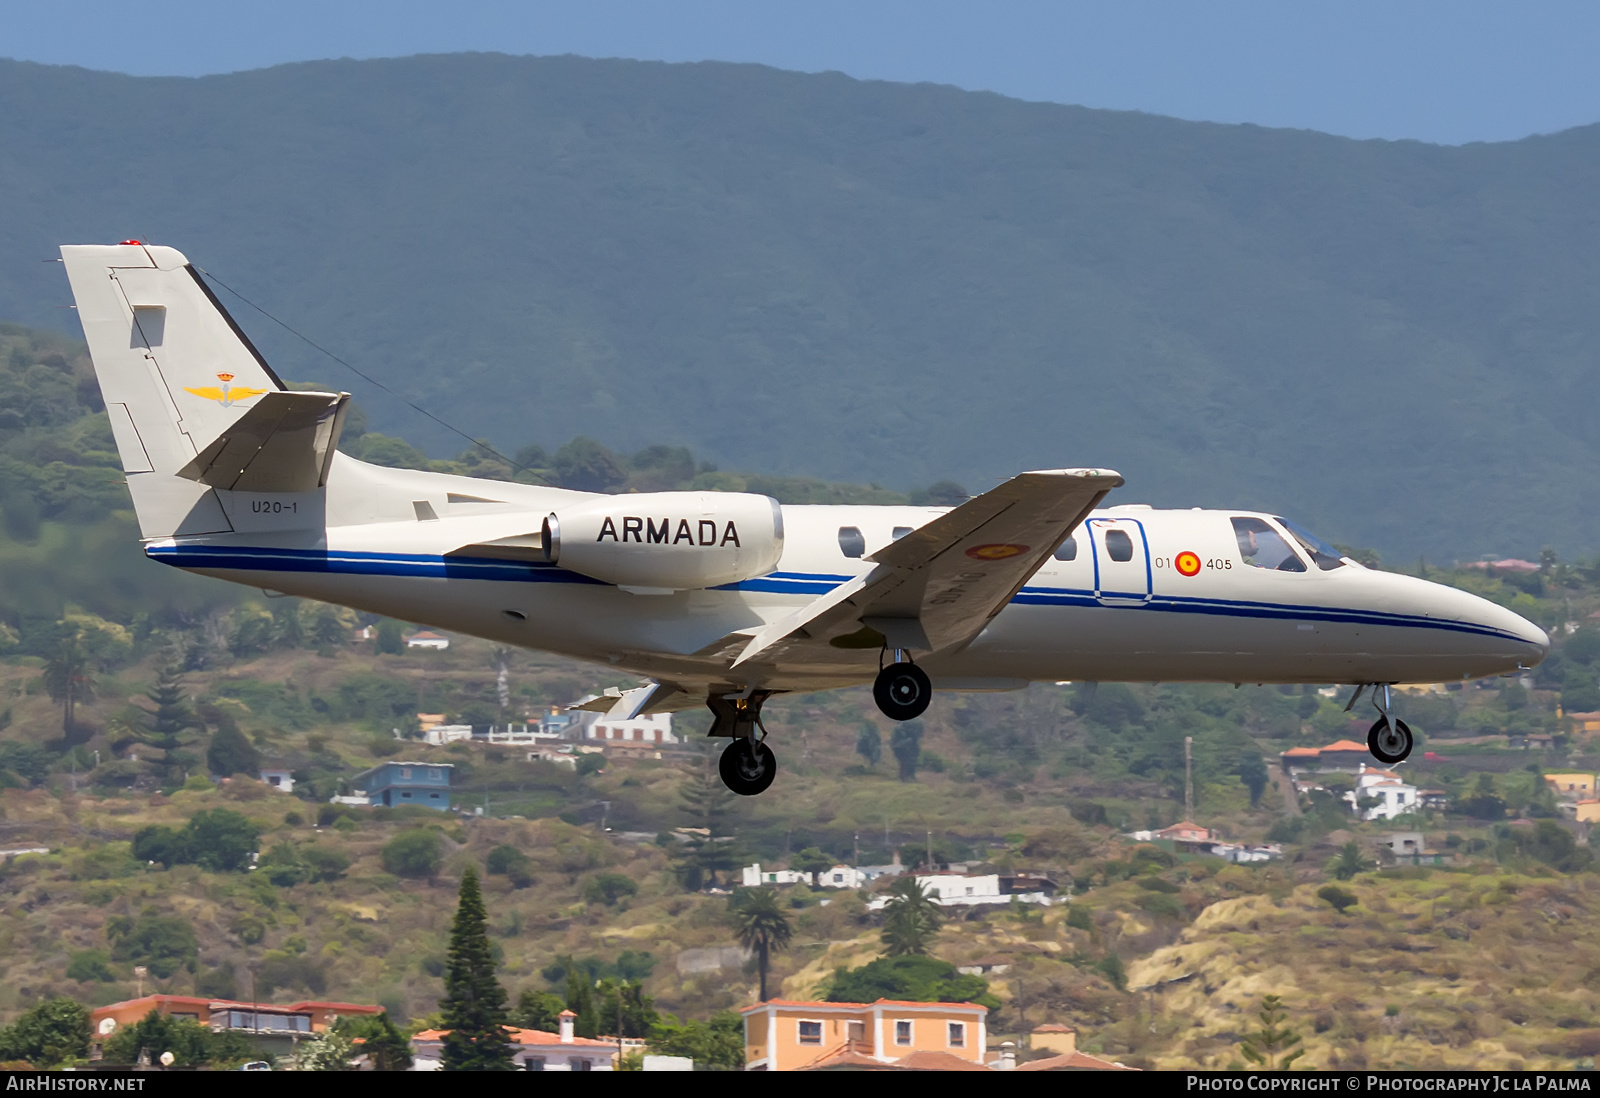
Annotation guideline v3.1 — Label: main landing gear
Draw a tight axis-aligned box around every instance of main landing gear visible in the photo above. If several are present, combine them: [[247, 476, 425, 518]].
[[707, 691, 777, 796], [1349, 683, 1413, 765], [873, 649, 931, 722]]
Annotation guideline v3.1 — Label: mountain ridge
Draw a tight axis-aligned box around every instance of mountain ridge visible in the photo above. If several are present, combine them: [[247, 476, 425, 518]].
[[4, 53, 1600, 559]]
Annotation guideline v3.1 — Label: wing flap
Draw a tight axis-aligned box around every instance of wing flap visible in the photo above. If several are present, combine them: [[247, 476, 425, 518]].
[[732, 467, 1122, 668]]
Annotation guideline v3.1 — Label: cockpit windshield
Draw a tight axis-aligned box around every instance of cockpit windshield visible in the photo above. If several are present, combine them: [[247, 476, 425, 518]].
[[1231, 517, 1305, 572], [1275, 518, 1348, 571]]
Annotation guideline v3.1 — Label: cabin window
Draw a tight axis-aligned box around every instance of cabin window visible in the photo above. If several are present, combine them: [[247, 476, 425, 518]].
[[798, 1020, 823, 1045], [1053, 536, 1077, 562], [1276, 517, 1348, 570], [1104, 529, 1134, 562], [838, 527, 866, 558], [948, 1022, 966, 1048], [892, 526, 913, 540], [1232, 517, 1306, 572], [895, 1020, 913, 1045]]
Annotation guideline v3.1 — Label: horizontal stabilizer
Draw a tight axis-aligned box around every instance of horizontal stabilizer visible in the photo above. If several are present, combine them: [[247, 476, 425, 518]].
[[176, 390, 349, 493]]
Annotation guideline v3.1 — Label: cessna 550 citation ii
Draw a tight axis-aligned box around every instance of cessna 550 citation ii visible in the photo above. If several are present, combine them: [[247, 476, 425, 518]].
[[61, 242, 1549, 795]]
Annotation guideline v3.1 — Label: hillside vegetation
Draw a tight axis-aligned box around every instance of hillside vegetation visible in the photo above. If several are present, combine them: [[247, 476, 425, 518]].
[[4, 54, 1600, 558]]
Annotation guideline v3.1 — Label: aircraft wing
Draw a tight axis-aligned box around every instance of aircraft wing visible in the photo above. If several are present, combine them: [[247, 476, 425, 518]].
[[731, 467, 1123, 669]]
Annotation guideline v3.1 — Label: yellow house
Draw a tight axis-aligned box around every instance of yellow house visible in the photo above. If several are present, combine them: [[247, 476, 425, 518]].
[[1031, 1023, 1078, 1055], [740, 999, 988, 1070], [1576, 800, 1600, 824], [1568, 712, 1600, 734], [1544, 773, 1596, 797]]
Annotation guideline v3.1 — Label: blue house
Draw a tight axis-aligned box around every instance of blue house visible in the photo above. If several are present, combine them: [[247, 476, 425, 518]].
[[358, 761, 453, 810]]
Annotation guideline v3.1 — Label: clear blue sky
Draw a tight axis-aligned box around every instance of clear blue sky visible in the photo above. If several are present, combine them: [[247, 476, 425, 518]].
[[6, 1, 1600, 145]]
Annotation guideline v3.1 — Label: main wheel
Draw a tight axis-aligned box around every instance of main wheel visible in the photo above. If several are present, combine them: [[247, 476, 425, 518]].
[[718, 739, 777, 796], [873, 661, 932, 721], [1368, 717, 1413, 765]]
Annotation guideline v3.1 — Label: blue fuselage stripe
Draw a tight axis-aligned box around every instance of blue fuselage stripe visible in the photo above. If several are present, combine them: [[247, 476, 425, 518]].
[[144, 545, 1519, 642]]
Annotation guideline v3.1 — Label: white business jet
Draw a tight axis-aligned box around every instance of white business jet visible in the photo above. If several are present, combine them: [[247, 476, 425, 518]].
[[60, 243, 1548, 795]]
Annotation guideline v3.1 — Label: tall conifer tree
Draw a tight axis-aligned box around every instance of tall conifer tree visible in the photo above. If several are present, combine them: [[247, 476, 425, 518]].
[[440, 867, 514, 1070]]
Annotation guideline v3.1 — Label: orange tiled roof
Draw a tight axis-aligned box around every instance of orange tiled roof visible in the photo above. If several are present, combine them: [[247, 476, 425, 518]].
[[897, 1050, 989, 1071], [411, 1027, 616, 1049], [1322, 740, 1370, 752], [1017, 1051, 1138, 1071], [1281, 747, 1322, 757]]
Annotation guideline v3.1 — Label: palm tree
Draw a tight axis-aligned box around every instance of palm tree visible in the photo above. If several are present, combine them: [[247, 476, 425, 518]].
[[732, 888, 793, 1002], [41, 626, 96, 737], [880, 876, 944, 956]]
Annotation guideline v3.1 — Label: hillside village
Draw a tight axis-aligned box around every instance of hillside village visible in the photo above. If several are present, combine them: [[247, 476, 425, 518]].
[[6, 323, 1600, 1068]]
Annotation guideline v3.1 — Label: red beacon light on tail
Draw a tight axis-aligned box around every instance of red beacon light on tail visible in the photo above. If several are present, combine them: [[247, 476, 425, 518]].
[[118, 240, 143, 246]]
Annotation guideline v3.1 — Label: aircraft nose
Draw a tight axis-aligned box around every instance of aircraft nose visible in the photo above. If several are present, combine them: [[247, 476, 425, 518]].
[[1428, 577, 1549, 667]]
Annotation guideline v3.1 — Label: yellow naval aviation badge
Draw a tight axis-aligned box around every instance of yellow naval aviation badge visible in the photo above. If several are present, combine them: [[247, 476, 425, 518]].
[[185, 372, 268, 407]]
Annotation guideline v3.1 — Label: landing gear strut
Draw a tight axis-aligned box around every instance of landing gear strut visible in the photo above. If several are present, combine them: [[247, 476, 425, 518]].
[[706, 691, 778, 796], [874, 650, 932, 721], [1363, 683, 1413, 765]]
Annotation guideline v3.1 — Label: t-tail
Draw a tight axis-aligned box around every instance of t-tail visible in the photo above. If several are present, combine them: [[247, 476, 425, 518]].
[[60, 242, 349, 539]]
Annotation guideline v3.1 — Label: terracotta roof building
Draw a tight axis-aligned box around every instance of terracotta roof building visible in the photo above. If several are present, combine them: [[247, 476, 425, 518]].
[[740, 999, 988, 1071], [411, 1012, 632, 1071]]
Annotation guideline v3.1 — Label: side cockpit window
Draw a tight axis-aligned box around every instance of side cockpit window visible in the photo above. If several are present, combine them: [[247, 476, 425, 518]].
[[1232, 517, 1306, 572], [1276, 517, 1348, 571], [1053, 535, 1078, 562], [838, 526, 866, 558]]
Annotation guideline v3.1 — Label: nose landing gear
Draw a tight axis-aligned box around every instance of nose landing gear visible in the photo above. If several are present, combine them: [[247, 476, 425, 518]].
[[706, 691, 778, 796], [1354, 683, 1413, 765], [874, 649, 932, 721]]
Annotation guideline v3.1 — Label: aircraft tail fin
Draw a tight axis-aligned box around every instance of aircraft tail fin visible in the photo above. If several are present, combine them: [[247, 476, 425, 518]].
[[60, 242, 345, 537]]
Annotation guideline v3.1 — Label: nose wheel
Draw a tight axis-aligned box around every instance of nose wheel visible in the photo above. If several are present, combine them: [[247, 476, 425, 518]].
[[1352, 683, 1413, 765], [719, 738, 777, 796], [874, 651, 932, 721], [1368, 717, 1413, 765]]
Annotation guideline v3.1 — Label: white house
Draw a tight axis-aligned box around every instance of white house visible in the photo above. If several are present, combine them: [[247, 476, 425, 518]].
[[741, 864, 814, 887], [1346, 764, 1420, 822], [404, 630, 450, 650], [1209, 842, 1283, 863], [816, 864, 869, 889], [258, 768, 294, 794], [582, 712, 677, 746], [867, 873, 1058, 910], [411, 1012, 632, 1071], [422, 724, 473, 746]]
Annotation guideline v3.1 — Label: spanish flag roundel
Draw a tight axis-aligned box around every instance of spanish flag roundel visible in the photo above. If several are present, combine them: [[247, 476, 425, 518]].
[[1175, 551, 1202, 577]]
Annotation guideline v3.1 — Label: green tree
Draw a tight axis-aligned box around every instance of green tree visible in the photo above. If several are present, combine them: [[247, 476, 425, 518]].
[[338, 1012, 412, 1071], [1329, 840, 1367, 881], [259, 841, 310, 887], [1239, 994, 1305, 1070], [107, 908, 198, 978], [185, 808, 260, 872], [1236, 751, 1270, 807], [65, 949, 116, 982], [131, 824, 189, 867], [439, 866, 515, 1071], [0, 997, 91, 1067], [880, 876, 943, 955], [509, 989, 566, 1032], [374, 619, 405, 655], [855, 725, 882, 766], [295, 1027, 355, 1070], [596, 979, 658, 1039], [825, 955, 996, 1007], [1317, 884, 1358, 914], [552, 436, 627, 492], [731, 888, 794, 1002], [675, 747, 739, 890], [133, 667, 202, 781], [382, 829, 444, 879], [206, 721, 261, 777], [790, 846, 833, 877], [101, 1009, 253, 1068], [566, 961, 602, 1039], [890, 721, 922, 781], [583, 872, 639, 906], [646, 1011, 745, 1070], [41, 625, 96, 737]]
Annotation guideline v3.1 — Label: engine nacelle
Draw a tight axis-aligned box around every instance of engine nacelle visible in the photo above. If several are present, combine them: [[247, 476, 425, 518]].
[[543, 492, 784, 590]]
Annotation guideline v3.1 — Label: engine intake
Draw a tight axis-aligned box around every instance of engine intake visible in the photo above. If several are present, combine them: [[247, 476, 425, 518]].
[[542, 492, 784, 590]]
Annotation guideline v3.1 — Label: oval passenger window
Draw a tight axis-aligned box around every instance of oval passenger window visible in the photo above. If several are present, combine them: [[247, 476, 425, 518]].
[[1104, 529, 1134, 562], [838, 526, 866, 558], [1053, 536, 1077, 562]]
